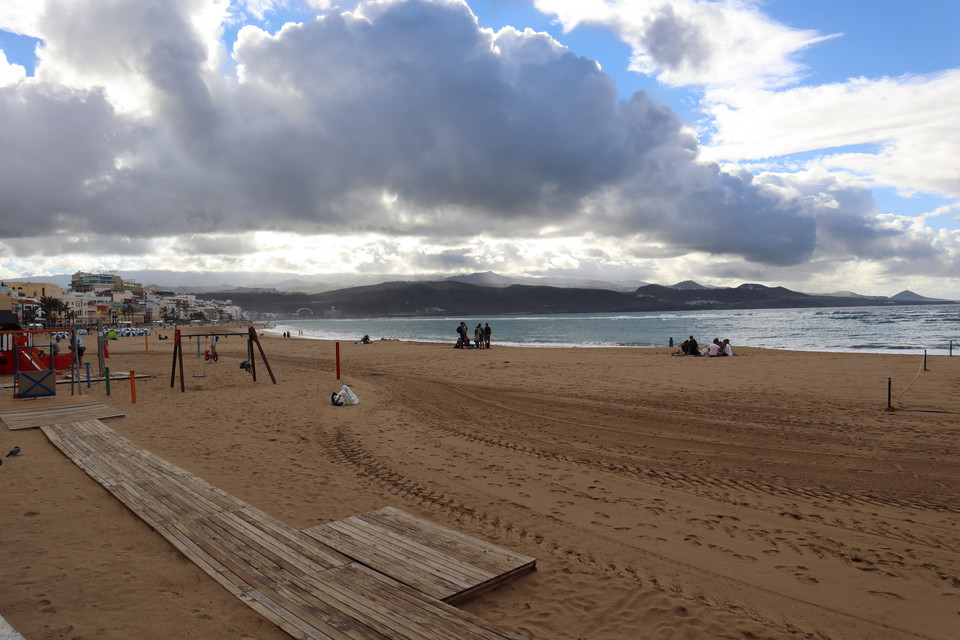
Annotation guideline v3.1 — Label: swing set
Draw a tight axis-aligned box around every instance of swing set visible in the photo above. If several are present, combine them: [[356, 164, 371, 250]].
[[170, 326, 276, 392]]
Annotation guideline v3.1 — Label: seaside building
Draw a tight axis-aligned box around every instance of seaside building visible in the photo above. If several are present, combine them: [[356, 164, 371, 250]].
[[71, 271, 123, 293], [2, 281, 64, 298], [0, 274, 246, 328], [0, 284, 18, 327]]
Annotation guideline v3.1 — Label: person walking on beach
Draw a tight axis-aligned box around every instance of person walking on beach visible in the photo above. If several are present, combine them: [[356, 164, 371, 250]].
[[484, 323, 491, 348], [474, 324, 483, 349]]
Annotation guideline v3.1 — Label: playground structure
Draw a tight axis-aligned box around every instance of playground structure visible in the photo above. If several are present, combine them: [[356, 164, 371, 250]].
[[170, 326, 276, 392], [0, 328, 86, 398]]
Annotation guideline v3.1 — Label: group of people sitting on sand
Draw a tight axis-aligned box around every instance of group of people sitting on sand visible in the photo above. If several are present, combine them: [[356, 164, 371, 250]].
[[675, 335, 734, 357]]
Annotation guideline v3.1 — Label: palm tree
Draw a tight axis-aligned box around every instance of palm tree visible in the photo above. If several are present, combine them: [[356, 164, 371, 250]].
[[39, 296, 67, 327]]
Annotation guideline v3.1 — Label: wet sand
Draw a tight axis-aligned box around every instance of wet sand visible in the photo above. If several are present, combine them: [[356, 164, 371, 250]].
[[1, 327, 959, 639]]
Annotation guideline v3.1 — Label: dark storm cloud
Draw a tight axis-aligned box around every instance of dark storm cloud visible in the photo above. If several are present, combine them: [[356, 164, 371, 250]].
[[0, 84, 124, 237], [0, 0, 915, 269], [640, 4, 710, 72]]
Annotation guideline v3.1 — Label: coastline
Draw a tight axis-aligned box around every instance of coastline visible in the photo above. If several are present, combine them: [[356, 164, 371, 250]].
[[1, 330, 959, 639]]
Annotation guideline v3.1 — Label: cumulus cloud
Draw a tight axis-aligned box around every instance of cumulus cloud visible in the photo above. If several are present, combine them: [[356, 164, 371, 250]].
[[0, 50, 25, 85], [0, 0, 956, 296], [535, 0, 832, 88]]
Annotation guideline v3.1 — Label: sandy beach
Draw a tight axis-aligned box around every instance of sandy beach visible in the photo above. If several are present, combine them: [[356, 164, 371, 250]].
[[1, 326, 959, 639]]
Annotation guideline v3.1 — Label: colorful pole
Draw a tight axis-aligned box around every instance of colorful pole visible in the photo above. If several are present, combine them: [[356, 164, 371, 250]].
[[105, 367, 111, 396], [145, 333, 149, 355], [336, 341, 341, 380], [130, 371, 136, 404], [85, 362, 91, 389]]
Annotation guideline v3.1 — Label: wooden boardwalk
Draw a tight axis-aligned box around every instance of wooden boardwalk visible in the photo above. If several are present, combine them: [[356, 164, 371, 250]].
[[0, 398, 124, 430], [37, 419, 533, 640]]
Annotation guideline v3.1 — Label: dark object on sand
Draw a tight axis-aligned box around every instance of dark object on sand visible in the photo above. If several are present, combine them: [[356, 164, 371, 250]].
[[6, 446, 20, 457]]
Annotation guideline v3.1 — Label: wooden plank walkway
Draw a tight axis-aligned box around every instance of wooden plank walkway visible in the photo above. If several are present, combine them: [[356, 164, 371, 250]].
[[304, 507, 535, 604], [0, 398, 124, 430], [39, 420, 532, 640]]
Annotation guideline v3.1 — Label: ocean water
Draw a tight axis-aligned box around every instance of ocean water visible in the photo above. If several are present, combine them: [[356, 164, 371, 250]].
[[268, 304, 960, 355]]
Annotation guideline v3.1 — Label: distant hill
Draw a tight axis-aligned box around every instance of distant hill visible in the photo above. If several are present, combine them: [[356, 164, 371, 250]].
[[890, 290, 949, 302], [445, 271, 644, 292], [195, 280, 958, 318], [670, 280, 711, 290]]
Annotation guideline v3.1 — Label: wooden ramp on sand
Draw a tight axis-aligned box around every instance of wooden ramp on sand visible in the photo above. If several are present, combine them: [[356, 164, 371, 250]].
[[0, 398, 125, 430], [38, 419, 534, 640], [304, 506, 535, 605]]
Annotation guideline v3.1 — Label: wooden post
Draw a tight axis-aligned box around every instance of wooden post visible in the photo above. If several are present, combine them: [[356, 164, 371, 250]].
[[887, 377, 892, 410], [71, 328, 80, 396], [97, 318, 105, 377], [247, 327, 277, 383], [170, 328, 185, 392], [924, 350, 928, 371], [171, 328, 180, 388], [130, 371, 136, 404]]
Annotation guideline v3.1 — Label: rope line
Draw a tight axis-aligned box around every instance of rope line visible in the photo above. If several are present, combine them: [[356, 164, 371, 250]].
[[895, 354, 925, 397]]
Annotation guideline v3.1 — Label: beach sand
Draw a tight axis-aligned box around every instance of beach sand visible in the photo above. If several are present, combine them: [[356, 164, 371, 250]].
[[1, 327, 959, 639]]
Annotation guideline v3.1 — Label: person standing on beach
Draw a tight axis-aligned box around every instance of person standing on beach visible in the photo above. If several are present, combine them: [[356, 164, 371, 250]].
[[210, 334, 219, 356], [484, 323, 491, 348], [70, 335, 84, 365]]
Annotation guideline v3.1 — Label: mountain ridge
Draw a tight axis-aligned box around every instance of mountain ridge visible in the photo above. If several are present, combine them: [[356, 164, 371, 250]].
[[194, 278, 957, 318]]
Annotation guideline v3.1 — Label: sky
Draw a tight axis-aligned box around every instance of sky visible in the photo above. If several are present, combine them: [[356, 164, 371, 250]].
[[0, 0, 958, 297]]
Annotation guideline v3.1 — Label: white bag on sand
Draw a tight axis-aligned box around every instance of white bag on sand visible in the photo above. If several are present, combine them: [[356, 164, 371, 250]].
[[337, 384, 359, 405]]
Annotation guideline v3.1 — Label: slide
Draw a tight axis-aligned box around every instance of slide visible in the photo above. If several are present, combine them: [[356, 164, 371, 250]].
[[17, 348, 46, 372]]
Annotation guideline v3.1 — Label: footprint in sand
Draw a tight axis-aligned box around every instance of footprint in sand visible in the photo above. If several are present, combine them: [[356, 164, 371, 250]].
[[869, 591, 904, 599]]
